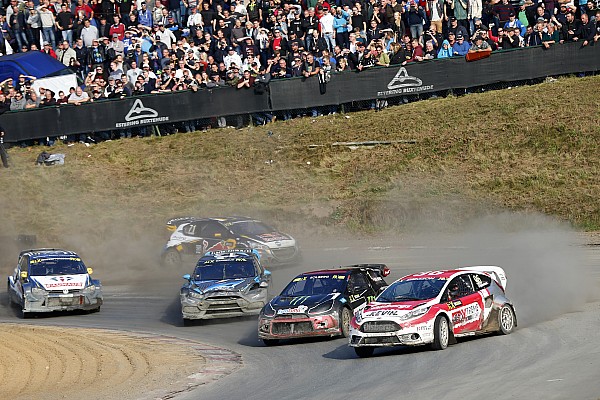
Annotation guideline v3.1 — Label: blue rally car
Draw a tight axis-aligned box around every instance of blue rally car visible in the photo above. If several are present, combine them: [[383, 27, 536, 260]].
[[6, 249, 103, 317], [180, 250, 271, 325]]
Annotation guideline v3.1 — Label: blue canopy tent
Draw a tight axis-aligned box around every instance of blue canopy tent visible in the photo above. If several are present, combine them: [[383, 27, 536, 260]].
[[0, 52, 77, 97], [0, 52, 73, 82]]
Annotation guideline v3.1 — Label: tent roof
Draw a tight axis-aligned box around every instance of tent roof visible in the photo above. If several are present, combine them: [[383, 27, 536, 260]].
[[0, 52, 73, 83]]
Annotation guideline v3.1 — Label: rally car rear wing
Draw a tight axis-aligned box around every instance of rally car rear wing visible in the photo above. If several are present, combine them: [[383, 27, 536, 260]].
[[345, 264, 391, 277], [459, 266, 507, 290]]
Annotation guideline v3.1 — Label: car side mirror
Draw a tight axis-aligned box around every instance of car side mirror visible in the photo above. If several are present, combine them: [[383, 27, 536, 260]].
[[87, 267, 94, 275], [259, 281, 269, 288], [264, 269, 271, 276], [182, 274, 191, 281]]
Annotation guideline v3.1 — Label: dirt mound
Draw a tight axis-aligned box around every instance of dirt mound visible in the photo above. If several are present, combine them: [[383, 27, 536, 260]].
[[0, 324, 235, 400]]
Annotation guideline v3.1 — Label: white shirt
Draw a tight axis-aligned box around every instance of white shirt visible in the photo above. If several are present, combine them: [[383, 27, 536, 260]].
[[320, 13, 335, 34]]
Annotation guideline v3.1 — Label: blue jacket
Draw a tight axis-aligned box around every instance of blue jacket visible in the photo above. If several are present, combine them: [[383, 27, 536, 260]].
[[452, 40, 470, 56]]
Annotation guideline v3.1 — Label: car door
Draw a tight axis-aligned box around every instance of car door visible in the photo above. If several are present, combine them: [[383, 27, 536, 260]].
[[444, 275, 482, 335], [200, 221, 237, 252], [470, 272, 494, 329], [346, 271, 377, 312], [11, 256, 28, 305], [179, 222, 205, 255]]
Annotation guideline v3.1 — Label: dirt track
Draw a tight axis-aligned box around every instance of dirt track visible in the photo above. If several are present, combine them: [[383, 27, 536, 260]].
[[0, 324, 209, 400]]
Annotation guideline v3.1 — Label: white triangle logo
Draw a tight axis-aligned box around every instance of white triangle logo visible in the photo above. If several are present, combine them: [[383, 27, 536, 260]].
[[124, 99, 159, 122], [387, 67, 423, 90]]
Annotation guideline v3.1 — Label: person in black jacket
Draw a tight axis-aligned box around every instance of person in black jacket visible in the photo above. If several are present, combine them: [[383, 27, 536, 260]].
[[559, 12, 582, 43], [0, 124, 10, 168]]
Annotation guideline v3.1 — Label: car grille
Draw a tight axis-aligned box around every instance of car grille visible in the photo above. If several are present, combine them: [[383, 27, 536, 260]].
[[47, 289, 82, 294], [47, 296, 84, 307], [272, 247, 297, 260], [361, 321, 401, 333], [205, 298, 243, 314], [271, 321, 313, 335], [275, 314, 307, 319], [362, 336, 401, 345]]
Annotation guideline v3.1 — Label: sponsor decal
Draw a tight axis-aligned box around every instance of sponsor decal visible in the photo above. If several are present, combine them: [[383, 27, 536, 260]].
[[452, 302, 482, 328], [377, 67, 434, 97], [277, 305, 308, 315], [116, 99, 169, 128], [365, 309, 406, 317], [256, 233, 290, 242], [446, 300, 462, 310]]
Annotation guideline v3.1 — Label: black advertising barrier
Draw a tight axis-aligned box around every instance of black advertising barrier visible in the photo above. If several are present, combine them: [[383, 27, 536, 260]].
[[1, 42, 599, 142], [1, 86, 270, 142], [269, 42, 600, 110]]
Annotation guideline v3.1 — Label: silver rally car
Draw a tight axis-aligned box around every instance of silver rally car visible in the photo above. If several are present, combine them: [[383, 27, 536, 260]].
[[180, 250, 271, 325], [7, 249, 103, 317]]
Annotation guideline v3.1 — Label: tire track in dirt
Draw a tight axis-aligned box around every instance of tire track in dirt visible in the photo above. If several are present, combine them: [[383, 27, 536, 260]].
[[0, 324, 241, 400]]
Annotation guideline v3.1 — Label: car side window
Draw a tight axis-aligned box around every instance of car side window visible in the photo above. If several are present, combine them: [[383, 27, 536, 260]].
[[366, 270, 387, 293], [349, 272, 371, 294], [201, 221, 231, 238], [18, 256, 28, 280], [471, 273, 491, 290], [183, 222, 201, 237]]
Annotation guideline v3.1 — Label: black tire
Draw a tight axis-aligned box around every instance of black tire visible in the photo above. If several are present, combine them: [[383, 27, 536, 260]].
[[21, 309, 31, 319], [262, 339, 279, 346], [354, 347, 375, 358], [162, 249, 182, 267], [431, 315, 450, 350], [498, 305, 516, 335], [340, 307, 352, 338]]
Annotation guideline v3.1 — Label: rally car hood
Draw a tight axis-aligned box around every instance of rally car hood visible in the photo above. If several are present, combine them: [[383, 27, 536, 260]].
[[359, 299, 436, 319], [191, 277, 255, 293], [270, 293, 336, 312], [31, 274, 89, 291], [242, 232, 296, 249]]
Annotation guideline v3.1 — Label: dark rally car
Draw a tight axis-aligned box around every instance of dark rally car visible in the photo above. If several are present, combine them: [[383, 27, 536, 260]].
[[162, 216, 300, 267], [257, 264, 390, 346]]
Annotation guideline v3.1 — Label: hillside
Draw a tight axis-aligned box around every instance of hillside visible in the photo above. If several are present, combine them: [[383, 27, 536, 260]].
[[0, 75, 598, 268]]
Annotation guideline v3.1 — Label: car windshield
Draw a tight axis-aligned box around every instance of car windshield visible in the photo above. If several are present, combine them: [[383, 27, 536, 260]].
[[29, 258, 87, 276], [281, 274, 347, 296], [193, 259, 256, 280], [228, 220, 275, 235], [377, 278, 446, 302]]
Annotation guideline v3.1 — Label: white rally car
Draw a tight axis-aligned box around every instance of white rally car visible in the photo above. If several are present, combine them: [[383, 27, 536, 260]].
[[7, 249, 103, 317], [349, 266, 516, 357]]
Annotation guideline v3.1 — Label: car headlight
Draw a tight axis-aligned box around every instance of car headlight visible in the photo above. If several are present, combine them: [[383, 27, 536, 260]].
[[188, 289, 204, 300], [309, 300, 334, 315], [399, 307, 430, 321], [261, 302, 276, 317], [83, 284, 96, 293], [31, 287, 47, 296]]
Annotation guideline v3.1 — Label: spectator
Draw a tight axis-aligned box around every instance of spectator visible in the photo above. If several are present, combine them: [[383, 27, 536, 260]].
[[0, 124, 9, 168], [9, 5, 28, 51], [452, 33, 470, 55], [41, 41, 57, 58], [27, 6, 42, 50], [580, 13, 595, 46], [56, 3, 74, 46], [56, 40, 77, 66], [68, 86, 90, 105], [80, 18, 99, 47], [560, 12, 582, 43], [448, 16, 469, 39], [107, 33, 125, 59], [25, 91, 40, 109], [138, 2, 154, 30], [407, 37, 424, 61], [437, 39, 454, 58], [428, 0, 445, 33], [10, 91, 27, 110], [301, 52, 321, 77], [389, 41, 408, 64], [493, 0, 515, 29], [423, 40, 437, 58], [87, 38, 106, 70], [526, 18, 545, 46], [38, 4, 56, 49], [109, 15, 126, 41], [333, 7, 350, 50], [499, 26, 520, 48], [453, 0, 469, 35], [468, 34, 491, 52], [504, 12, 526, 37], [423, 24, 443, 50]]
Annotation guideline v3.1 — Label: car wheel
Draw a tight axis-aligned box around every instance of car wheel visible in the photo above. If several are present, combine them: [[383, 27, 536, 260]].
[[354, 347, 375, 358], [431, 315, 450, 350], [162, 249, 182, 267], [340, 307, 352, 338], [498, 305, 515, 335], [262, 339, 279, 346]]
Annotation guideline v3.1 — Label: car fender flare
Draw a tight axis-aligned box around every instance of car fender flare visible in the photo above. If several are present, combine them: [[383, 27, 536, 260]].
[[434, 310, 457, 344]]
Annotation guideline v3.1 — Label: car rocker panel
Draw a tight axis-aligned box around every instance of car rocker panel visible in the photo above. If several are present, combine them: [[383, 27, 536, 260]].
[[350, 267, 516, 351]]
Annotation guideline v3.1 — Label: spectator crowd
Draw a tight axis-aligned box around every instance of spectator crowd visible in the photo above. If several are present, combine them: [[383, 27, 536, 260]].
[[0, 0, 598, 141]]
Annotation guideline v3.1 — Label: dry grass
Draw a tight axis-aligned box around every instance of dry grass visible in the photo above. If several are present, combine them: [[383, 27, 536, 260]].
[[1, 75, 598, 250]]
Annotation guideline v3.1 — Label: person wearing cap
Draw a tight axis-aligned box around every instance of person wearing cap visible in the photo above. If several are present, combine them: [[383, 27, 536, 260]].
[[468, 34, 490, 52], [319, 7, 336, 52], [452, 0, 468, 36], [87, 38, 106, 70], [498, 25, 519, 48], [223, 45, 243, 69], [41, 40, 58, 58], [38, 4, 56, 50], [504, 11, 526, 36], [447, 16, 469, 40], [187, 6, 203, 38], [138, 2, 153, 29], [452, 32, 470, 55]]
